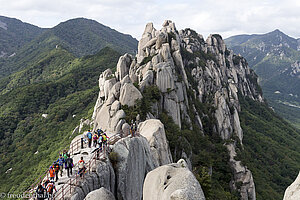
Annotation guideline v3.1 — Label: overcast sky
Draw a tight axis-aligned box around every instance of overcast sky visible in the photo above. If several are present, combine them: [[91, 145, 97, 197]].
[[1, 0, 300, 39]]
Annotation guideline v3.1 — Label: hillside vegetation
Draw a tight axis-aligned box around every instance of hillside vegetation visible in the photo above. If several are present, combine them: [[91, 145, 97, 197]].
[[0, 18, 137, 79], [225, 30, 300, 128], [0, 16, 45, 57], [0, 47, 120, 194], [237, 96, 300, 199]]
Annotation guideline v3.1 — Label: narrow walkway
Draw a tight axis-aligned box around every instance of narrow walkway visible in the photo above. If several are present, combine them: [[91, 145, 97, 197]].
[[26, 130, 127, 199]]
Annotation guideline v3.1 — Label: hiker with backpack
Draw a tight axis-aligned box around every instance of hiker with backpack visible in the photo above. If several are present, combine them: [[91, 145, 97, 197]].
[[36, 184, 46, 200], [62, 150, 68, 161], [130, 120, 135, 137], [56, 155, 65, 177], [93, 132, 99, 147], [43, 179, 50, 189], [98, 134, 103, 150], [65, 154, 73, 177], [46, 180, 56, 199], [102, 133, 109, 148], [78, 157, 86, 178], [87, 130, 92, 148], [49, 166, 55, 181], [53, 162, 60, 181]]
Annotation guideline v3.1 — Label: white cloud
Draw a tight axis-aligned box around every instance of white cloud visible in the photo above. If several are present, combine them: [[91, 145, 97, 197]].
[[1, 0, 300, 39]]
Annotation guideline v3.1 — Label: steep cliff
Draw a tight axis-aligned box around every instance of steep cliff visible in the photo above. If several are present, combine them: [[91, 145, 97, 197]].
[[90, 20, 263, 199]]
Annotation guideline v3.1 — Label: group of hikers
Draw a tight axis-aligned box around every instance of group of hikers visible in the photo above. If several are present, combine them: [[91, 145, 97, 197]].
[[35, 128, 110, 199], [34, 124, 138, 199], [85, 129, 109, 149], [35, 150, 75, 199]]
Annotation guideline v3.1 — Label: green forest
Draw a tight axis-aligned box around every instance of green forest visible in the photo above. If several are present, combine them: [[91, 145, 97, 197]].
[[0, 47, 120, 194]]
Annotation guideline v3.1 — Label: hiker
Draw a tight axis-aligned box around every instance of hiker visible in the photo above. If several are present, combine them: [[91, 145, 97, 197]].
[[97, 129, 103, 137], [56, 154, 65, 177], [46, 180, 56, 199], [63, 150, 68, 161], [102, 133, 109, 149], [49, 166, 55, 181], [87, 130, 92, 148], [130, 120, 136, 137], [36, 184, 46, 200], [81, 134, 84, 149], [53, 162, 60, 181], [65, 154, 73, 177], [78, 157, 86, 178], [96, 129, 100, 137], [93, 132, 99, 147], [98, 134, 103, 150], [43, 179, 50, 189]]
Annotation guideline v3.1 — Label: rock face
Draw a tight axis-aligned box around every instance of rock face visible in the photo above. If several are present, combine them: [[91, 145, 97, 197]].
[[143, 159, 206, 200], [111, 136, 155, 200], [84, 187, 116, 200], [138, 119, 173, 167], [283, 172, 300, 200], [70, 160, 115, 200], [90, 20, 263, 199], [119, 83, 143, 106], [227, 144, 256, 200]]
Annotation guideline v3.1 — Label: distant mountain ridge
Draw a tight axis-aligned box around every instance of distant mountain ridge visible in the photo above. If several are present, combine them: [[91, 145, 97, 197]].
[[0, 16, 45, 57], [46, 18, 138, 57], [0, 17, 138, 80], [225, 30, 300, 128]]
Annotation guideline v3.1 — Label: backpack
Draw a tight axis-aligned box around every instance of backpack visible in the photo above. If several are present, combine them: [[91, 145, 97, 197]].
[[102, 135, 107, 142], [93, 134, 98, 140], [98, 136, 102, 144], [54, 164, 59, 171], [47, 183, 54, 193], [44, 180, 50, 188], [87, 132, 92, 139], [67, 158, 73, 168]]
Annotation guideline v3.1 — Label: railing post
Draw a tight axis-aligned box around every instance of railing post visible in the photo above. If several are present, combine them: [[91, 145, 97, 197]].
[[70, 179, 72, 195], [62, 185, 64, 199], [104, 145, 106, 159]]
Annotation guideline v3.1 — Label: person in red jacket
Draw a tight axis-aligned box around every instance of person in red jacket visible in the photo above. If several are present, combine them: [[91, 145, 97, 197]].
[[78, 157, 86, 178]]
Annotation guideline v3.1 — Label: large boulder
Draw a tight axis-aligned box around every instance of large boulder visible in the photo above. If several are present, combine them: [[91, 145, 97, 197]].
[[143, 159, 206, 200], [112, 137, 154, 200], [70, 160, 115, 200], [84, 187, 115, 200], [138, 119, 173, 167], [116, 54, 132, 81], [94, 100, 125, 133], [119, 83, 143, 107], [284, 172, 300, 200]]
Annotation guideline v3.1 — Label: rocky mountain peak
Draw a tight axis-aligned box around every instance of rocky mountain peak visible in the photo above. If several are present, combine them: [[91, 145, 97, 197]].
[[91, 20, 263, 200]]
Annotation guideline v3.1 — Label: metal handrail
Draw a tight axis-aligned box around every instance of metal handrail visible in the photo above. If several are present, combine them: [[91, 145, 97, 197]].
[[25, 137, 83, 195], [54, 147, 106, 199], [54, 133, 123, 200], [27, 131, 124, 199]]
